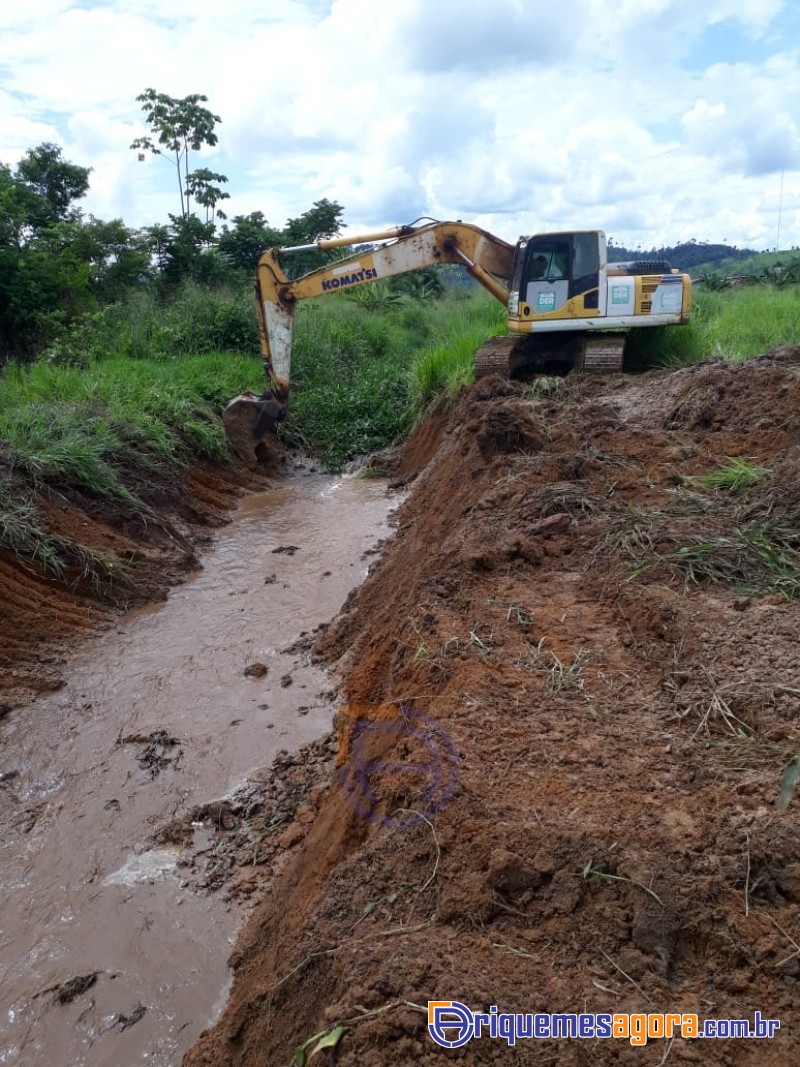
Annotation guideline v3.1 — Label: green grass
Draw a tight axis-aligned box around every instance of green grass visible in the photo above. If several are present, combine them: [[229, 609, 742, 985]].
[[284, 290, 504, 466], [667, 525, 800, 600], [684, 457, 774, 493], [0, 349, 262, 582], [627, 286, 800, 368], [694, 286, 800, 359], [0, 483, 72, 577], [408, 295, 507, 409], [610, 511, 800, 600], [0, 353, 261, 500], [283, 298, 414, 468]]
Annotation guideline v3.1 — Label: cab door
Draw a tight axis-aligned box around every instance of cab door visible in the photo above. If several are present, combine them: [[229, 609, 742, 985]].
[[521, 232, 606, 320], [524, 236, 571, 315]]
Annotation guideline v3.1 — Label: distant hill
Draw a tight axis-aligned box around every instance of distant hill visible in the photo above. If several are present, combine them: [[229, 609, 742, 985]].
[[608, 240, 759, 274]]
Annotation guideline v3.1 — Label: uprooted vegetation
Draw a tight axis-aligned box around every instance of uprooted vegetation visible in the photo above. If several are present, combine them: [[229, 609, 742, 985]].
[[186, 347, 800, 1066]]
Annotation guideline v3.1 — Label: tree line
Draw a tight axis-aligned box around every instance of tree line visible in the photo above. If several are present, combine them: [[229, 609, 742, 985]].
[[0, 89, 345, 364], [608, 239, 757, 272]]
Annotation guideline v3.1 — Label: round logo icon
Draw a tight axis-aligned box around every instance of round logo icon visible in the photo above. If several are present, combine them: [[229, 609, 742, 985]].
[[337, 705, 459, 828]]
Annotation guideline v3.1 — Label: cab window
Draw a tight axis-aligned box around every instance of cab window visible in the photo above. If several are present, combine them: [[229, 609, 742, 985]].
[[574, 234, 599, 280], [529, 239, 570, 281]]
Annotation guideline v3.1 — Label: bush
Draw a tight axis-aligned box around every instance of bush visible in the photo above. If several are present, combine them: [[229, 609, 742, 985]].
[[44, 283, 260, 365]]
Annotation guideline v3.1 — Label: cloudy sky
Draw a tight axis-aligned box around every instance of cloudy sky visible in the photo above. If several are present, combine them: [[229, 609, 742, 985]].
[[2, 0, 799, 250]]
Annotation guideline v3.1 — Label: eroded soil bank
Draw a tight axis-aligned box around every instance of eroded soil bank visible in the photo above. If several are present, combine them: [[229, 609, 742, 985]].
[[0, 457, 281, 706], [187, 350, 800, 1066], [0, 470, 396, 1066]]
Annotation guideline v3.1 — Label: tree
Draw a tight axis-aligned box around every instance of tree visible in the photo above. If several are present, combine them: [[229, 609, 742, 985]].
[[185, 167, 230, 227], [143, 223, 171, 273], [16, 143, 90, 224], [70, 217, 151, 302], [217, 200, 346, 278], [388, 266, 444, 300], [131, 89, 224, 220], [161, 214, 216, 285], [0, 146, 94, 360], [282, 198, 345, 246], [217, 211, 282, 273], [0, 163, 41, 245], [279, 198, 346, 278], [0, 144, 154, 360], [0, 241, 64, 360]]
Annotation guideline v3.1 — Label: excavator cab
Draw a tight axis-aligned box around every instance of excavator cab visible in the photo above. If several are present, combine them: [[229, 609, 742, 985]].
[[509, 231, 606, 325]]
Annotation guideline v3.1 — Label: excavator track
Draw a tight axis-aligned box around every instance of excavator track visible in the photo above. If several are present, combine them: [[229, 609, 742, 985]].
[[473, 336, 517, 379], [580, 335, 626, 373], [474, 333, 627, 380]]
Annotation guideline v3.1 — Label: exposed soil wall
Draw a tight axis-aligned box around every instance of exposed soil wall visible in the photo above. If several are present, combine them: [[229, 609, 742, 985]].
[[0, 454, 281, 705], [186, 350, 800, 1066]]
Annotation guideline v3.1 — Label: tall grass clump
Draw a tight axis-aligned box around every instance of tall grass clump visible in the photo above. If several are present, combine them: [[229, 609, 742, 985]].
[[283, 288, 508, 466], [627, 285, 800, 369], [0, 483, 71, 577], [45, 283, 259, 366], [0, 353, 262, 504], [623, 318, 706, 369], [699, 285, 800, 359], [408, 293, 507, 408], [0, 481, 123, 595], [684, 457, 774, 494], [285, 298, 415, 468]]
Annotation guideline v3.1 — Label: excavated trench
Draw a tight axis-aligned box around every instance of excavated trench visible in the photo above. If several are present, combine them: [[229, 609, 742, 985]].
[[0, 472, 396, 1067], [187, 357, 800, 1067], [7, 352, 800, 1067]]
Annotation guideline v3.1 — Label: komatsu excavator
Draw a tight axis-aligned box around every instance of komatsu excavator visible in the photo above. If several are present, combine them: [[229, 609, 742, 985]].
[[223, 219, 691, 461]]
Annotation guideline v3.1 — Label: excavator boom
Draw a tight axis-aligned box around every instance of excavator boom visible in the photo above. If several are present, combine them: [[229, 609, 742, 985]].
[[223, 221, 514, 462]]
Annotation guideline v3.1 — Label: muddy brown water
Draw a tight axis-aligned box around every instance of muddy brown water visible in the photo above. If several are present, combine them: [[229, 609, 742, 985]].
[[0, 472, 396, 1066]]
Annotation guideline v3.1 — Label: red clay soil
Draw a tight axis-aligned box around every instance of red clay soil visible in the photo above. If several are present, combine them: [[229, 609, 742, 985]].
[[185, 349, 800, 1066], [0, 456, 280, 705]]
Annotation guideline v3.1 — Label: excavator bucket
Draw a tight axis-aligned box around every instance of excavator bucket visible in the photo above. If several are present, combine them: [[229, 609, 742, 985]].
[[223, 391, 286, 466]]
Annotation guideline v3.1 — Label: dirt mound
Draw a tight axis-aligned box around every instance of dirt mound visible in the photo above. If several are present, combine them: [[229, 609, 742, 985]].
[[188, 358, 800, 1065]]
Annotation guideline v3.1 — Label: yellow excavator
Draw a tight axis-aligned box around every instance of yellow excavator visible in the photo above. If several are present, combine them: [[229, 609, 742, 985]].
[[223, 219, 692, 461]]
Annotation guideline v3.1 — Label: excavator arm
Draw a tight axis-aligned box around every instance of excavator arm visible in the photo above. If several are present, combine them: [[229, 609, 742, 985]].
[[223, 221, 515, 462]]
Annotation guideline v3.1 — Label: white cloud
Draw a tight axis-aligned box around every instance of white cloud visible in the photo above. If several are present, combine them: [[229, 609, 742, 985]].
[[0, 1, 73, 32], [683, 95, 800, 177], [711, 0, 785, 32], [0, 0, 798, 250], [0, 90, 59, 164]]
